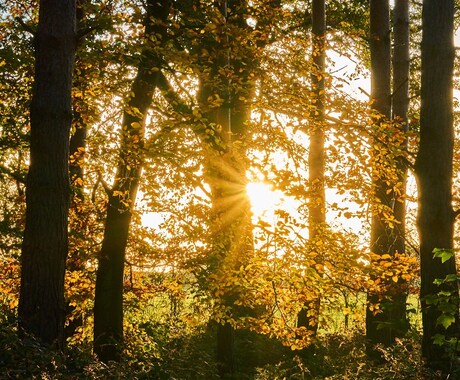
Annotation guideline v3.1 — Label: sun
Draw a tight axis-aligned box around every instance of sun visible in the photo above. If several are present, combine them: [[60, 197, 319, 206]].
[[246, 182, 285, 218]]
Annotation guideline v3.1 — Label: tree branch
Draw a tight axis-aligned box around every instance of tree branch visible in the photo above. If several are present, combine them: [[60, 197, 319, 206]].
[[14, 17, 36, 36], [97, 171, 112, 196], [0, 164, 26, 184]]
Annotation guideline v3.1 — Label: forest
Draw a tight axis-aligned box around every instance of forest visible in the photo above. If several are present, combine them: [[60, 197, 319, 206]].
[[1, 0, 460, 379]]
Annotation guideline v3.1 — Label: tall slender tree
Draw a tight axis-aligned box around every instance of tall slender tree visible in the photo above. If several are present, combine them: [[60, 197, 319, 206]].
[[388, 0, 410, 338], [195, 1, 255, 375], [93, 0, 170, 362], [366, 0, 395, 349], [297, 0, 326, 334], [415, 0, 459, 371], [367, 0, 411, 349], [18, 0, 76, 347]]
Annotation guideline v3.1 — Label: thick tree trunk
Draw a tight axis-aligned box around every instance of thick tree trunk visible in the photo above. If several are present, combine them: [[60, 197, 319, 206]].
[[366, 0, 396, 349], [297, 0, 326, 335], [93, 0, 170, 363], [415, 0, 459, 372], [18, 0, 76, 347]]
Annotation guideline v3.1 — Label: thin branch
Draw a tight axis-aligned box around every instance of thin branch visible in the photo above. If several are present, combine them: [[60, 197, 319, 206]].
[[358, 86, 370, 98], [97, 171, 112, 196], [77, 25, 100, 41], [157, 71, 193, 114], [14, 17, 35, 36], [0, 164, 26, 184]]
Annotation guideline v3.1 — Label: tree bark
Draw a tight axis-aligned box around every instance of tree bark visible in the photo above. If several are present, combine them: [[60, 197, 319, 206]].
[[297, 0, 326, 335], [69, 0, 88, 199], [366, 0, 395, 350], [93, 0, 170, 363], [388, 0, 410, 338], [415, 0, 459, 372], [18, 0, 76, 348]]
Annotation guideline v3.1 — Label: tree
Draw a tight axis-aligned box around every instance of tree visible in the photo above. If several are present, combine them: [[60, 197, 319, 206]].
[[366, 0, 393, 350], [414, 0, 459, 371], [389, 0, 410, 338], [93, 0, 171, 362], [297, 0, 326, 335], [366, 0, 411, 349], [18, 0, 76, 347], [193, 1, 256, 375]]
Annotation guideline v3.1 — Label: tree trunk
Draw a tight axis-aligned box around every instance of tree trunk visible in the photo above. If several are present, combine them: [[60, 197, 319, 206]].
[[366, 0, 395, 350], [195, 2, 255, 377], [18, 0, 76, 348], [199, 75, 254, 380], [388, 0, 410, 338], [93, 0, 170, 363], [297, 0, 326, 335], [69, 0, 88, 199], [415, 0, 459, 372]]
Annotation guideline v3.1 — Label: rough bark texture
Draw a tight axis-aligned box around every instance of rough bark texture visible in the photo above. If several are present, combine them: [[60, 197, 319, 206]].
[[18, 0, 76, 347], [297, 0, 326, 335], [93, 0, 170, 363], [366, 0, 396, 349], [415, 0, 459, 372]]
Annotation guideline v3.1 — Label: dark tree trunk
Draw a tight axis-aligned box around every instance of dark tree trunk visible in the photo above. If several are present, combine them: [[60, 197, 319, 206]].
[[388, 0, 410, 338], [69, 109, 86, 195], [415, 0, 459, 372], [297, 0, 326, 335], [18, 0, 76, 348], [69, 0, 88, 199], [93, 0, 170, 363], [65, 111, 86, 339], [366, 0, 396, 350]]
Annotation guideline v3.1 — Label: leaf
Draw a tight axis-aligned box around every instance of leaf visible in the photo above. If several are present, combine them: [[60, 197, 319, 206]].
[[437, 290, 452, 297], [433, 248, 454, 263], [437, 314, 456, 330], [433, 334, 446, 346]]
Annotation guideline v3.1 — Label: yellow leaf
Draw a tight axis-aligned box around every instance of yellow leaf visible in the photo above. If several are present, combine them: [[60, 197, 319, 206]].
[[9, 298, 18, 309]]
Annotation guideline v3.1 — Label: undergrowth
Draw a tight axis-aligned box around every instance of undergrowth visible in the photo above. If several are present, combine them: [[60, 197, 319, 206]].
[[0, 318, 452, 379]]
